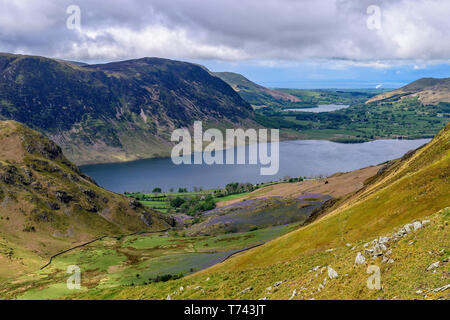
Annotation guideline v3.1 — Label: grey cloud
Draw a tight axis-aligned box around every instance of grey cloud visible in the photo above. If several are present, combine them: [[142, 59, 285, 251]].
[[0, 0, 449, 62]]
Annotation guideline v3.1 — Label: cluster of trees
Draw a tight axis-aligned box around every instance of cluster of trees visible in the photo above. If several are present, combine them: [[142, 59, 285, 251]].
[[134, 272, 184, 285], [124, 192, 165, 201], [126, 187, 190, 196], [170, 194, 216, 216], [213, 182, 255, 198], [166, 182, 257, 216], [287, 177, 304, 183], [152, 187, 195, 193]]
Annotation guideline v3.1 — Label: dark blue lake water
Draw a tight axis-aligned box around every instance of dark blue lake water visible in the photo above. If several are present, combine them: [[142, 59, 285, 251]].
[[80, 139, 429, 193]]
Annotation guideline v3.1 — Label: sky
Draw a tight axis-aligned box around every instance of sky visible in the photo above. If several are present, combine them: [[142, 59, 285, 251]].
[[0, 0, 449, 88]]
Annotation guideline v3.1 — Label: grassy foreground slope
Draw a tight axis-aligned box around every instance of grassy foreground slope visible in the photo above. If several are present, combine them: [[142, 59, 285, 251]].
[[0, 121, 171, 280], [80, 123, 449, 300], [0, 223, 299, 300]]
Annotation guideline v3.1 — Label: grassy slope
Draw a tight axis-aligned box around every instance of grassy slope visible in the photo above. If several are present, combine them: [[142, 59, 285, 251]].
[[215, 166, 380, 208], [0, 224, 297, 300], [0, 121, 170, 280], [367, 77, 450, 105], [75, 208, 449, 300], [79, 123, 449, 299], [213, 72, 301, 108], [204, 122, 450, 269]]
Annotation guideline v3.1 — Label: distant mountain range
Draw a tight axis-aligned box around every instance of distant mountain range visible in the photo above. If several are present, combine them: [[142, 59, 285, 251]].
[[367, 77, 450, 105], [0, 53, 254, 165], [214, 72, 301, 108]]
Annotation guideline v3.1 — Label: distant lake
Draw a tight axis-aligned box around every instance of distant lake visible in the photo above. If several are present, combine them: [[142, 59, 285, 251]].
[[285, 104, 350, 113], [80, 139, 430, 193]]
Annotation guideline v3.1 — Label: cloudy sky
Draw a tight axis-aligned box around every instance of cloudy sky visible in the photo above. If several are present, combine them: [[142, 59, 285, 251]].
[[1, 0, 449, 88]]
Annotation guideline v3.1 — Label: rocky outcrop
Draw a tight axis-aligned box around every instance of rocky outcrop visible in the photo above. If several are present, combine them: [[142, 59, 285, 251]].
[[327, 266, 338, 279]]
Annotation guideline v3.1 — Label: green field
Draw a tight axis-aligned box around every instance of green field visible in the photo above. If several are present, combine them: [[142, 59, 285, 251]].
[[126, 180, 304, 214], [212, 192, 251, 202], [278, 88, 384, 108], [0, 224, 297, 300], [258, 97, 449, 141]]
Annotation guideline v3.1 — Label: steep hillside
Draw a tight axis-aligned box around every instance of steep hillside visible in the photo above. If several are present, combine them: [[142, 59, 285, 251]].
[[367, 77, 450, 105], [214, 72, 301, 108], [0, 53, 254, 165], [0, 121, 171, 279], [85, 123, 449, 300]]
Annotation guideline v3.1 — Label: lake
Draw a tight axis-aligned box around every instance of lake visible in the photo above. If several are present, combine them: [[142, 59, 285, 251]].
[[285, 104, 350, 113], [80, 138, 430, 193]]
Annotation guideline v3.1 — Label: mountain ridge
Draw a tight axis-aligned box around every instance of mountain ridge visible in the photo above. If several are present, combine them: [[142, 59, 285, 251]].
[[367, 77, 450, 105], [0, 53, 255, 165], [214, 71, 301, 108]]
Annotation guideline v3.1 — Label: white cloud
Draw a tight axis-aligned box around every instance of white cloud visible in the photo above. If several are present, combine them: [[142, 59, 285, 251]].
[[413, 64, 427, 70], [60, 26, 247, 61], [377, 0, 450, 60]]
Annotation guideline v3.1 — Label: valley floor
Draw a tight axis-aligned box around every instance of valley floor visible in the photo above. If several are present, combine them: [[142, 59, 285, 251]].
[[0, 224, 297, 300], [73, 208, 449, 300]]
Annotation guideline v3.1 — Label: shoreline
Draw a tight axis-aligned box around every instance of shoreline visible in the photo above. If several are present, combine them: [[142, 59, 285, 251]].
[[77, 135, 433, 168]]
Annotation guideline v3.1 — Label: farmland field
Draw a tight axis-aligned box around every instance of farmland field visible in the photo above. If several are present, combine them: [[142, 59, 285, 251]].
[[0, 223, 297, 300]]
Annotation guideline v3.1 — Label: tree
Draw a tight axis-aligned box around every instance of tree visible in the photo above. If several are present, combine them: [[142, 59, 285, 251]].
[[152, 187, 162, 193], [170, 196, 185, 208]]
